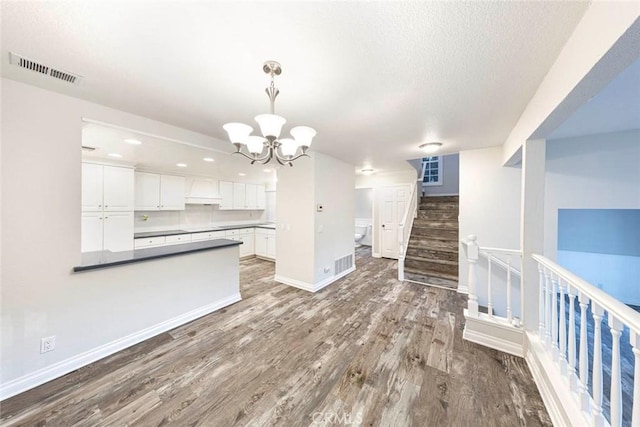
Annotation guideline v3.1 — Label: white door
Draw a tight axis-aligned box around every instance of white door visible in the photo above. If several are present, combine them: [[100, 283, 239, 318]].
[[82, 163, 103, 212], [135, 172, 161, 210], [103, 166, 134, 211], [160, 175, 185, 210], [380, 185, 410, 259], [233, 182, 246, 209], [103, 211, 134, 252], [81, 212, 104, 252]]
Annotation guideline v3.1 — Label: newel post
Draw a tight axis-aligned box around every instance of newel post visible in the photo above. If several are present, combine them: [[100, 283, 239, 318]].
[[466, 234, 479, 317]]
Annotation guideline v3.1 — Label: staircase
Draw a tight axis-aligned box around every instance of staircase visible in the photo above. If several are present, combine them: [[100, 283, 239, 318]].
[[404, 195, 459, 288]]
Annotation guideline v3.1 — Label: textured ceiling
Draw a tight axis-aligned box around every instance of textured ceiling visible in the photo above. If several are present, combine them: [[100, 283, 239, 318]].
[[1, 1, 590, 173]]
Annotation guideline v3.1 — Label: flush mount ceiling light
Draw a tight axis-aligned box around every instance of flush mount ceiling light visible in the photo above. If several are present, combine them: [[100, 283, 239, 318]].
[[419, 142, 443, 154], [223, 60, 316, 167], [176, 163, 187, 167], [108, 153, 123, 158], [203, 157, 214, 162], [124, 138, 142, 145], [361, 168, 375, 175]]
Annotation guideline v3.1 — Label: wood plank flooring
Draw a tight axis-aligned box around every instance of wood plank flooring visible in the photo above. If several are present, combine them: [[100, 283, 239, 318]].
[[0, 247, 551, 426]]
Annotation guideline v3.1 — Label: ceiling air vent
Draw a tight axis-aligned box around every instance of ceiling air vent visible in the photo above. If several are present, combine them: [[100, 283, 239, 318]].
[[9, 52, 83, 85], [81, 145, 97, 152]]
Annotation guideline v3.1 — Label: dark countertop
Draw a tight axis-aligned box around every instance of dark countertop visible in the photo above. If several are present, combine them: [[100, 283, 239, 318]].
[[134, 223, 276, 239], [74, 239, 242, 272]]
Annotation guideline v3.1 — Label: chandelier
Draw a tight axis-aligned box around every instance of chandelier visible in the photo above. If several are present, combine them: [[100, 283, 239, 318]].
[[223, 60, 316, 166]]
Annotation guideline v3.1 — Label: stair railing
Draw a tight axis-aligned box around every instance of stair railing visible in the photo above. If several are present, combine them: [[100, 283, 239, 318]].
[[461, 235, 522, 321], [532, 254, 640, 427], [397, 181, 418, 281]]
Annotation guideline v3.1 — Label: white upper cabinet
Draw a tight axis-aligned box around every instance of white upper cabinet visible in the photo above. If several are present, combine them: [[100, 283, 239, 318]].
[[245, 184, 258, 209], [135, 172, 185, 211], [82, 163, 104, 211], [221, 181, 265, 210], [256, 185, 266, 209], [219, 181, 234, 210], [103, 166, 135, 211], [160, 175, 186, 210], [233, 182, 246, 209], [82, 163, 134, 212]]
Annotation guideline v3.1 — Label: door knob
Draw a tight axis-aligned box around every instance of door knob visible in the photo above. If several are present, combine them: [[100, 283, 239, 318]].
[[382, 224, 385, 228]]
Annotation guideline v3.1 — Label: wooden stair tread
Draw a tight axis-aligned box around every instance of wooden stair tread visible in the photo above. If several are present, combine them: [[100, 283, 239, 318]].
[[404, 255, 458, 265]]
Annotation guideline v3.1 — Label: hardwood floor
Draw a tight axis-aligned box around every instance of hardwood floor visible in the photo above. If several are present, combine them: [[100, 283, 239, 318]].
[[1, 248, 551, 426]]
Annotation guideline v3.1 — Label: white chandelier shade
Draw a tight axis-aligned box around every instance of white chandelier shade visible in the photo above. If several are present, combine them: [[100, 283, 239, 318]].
[[223, 61, 315, 166]]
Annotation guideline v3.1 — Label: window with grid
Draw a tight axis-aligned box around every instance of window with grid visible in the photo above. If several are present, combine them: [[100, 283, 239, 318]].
[[421, 156, 442, 186]]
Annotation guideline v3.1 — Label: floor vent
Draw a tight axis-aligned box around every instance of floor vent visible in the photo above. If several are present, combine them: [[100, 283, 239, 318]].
[[335, 254, 353, 275], [9, 52, 83, 85]]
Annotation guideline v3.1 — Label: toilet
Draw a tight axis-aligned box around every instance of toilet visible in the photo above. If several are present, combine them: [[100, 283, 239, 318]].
[[355, 224, 371, 247]]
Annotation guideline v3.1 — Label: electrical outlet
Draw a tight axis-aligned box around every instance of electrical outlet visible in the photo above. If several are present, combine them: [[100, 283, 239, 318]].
[[40, 336, 56, 353]]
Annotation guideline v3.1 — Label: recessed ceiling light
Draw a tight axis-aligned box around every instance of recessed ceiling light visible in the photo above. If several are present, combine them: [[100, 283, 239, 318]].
[[124, 138, 142, 145], [203, 157, 214, 162], [361, 168, 375, 175], [419, 142, 443, 154], [108, 153, 123, 158], [263, 169, 272, 173], [176, 163, 187, 167], [238, 173, 246, 176]]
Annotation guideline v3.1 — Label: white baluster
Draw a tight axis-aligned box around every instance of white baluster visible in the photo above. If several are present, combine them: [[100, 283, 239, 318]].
[[506, 255, 512, 322], [551, 275, 559, 361], [592, 302, 605, 427], [466, 235, 479, 317], [578, 291, 590, 412], [538, 264, 546, 341], [545, 270, 553, 349], [631, 331, 640, 427], [487, 254, 493, 317], [608, 314, 623, 427], [558, 279, 567, 375], [567, 284, 578, 392]]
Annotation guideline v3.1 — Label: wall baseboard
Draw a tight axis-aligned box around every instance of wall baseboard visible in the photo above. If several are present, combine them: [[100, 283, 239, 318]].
[[524, 332, 589, 427], [462, 310, 524, 357], [0, 293, 241, 401], [275, 266, 356, 293]]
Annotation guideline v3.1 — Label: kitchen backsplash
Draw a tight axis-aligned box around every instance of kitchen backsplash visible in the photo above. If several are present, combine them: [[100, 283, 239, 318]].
[[134, 205, 268, 232]]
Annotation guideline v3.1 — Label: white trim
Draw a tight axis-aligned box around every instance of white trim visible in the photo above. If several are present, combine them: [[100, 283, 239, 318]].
[[0, 293, 241, 401], [524, 332, 592, 427], [457, 285, 469, 294], [462, 310, 524, 357], [421, 193, 459, 197], [275, 266, 356, 293]]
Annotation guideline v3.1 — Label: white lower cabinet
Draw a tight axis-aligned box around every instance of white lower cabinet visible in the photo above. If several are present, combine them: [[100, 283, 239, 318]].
[[226, 228, 254, 257], [255, 228, 276, 260], [134, 236, 166, 249], [82, 211, 134, 252], [165, 234, 192, 245], [191, 230, 225, 241]]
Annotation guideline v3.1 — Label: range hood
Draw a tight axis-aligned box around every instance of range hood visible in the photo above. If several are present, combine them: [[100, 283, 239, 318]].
[[185, 178, 222, 205]]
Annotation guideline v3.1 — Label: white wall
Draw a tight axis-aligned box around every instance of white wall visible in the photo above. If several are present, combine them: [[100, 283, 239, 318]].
[[459, 147, 522, 313], [544, 130, 640, 259], [423, 153, 460, 196], [0, 78, 240, 390], [276, 152, 354, 289]]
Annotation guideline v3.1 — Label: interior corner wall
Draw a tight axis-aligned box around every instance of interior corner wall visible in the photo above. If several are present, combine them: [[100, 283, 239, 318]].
[[459, 147, 522, 296], [275, 159, 316, 285], [0, 78, 238, 389], [544, 130, 640, 260], [313, 153, 355, 283]]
